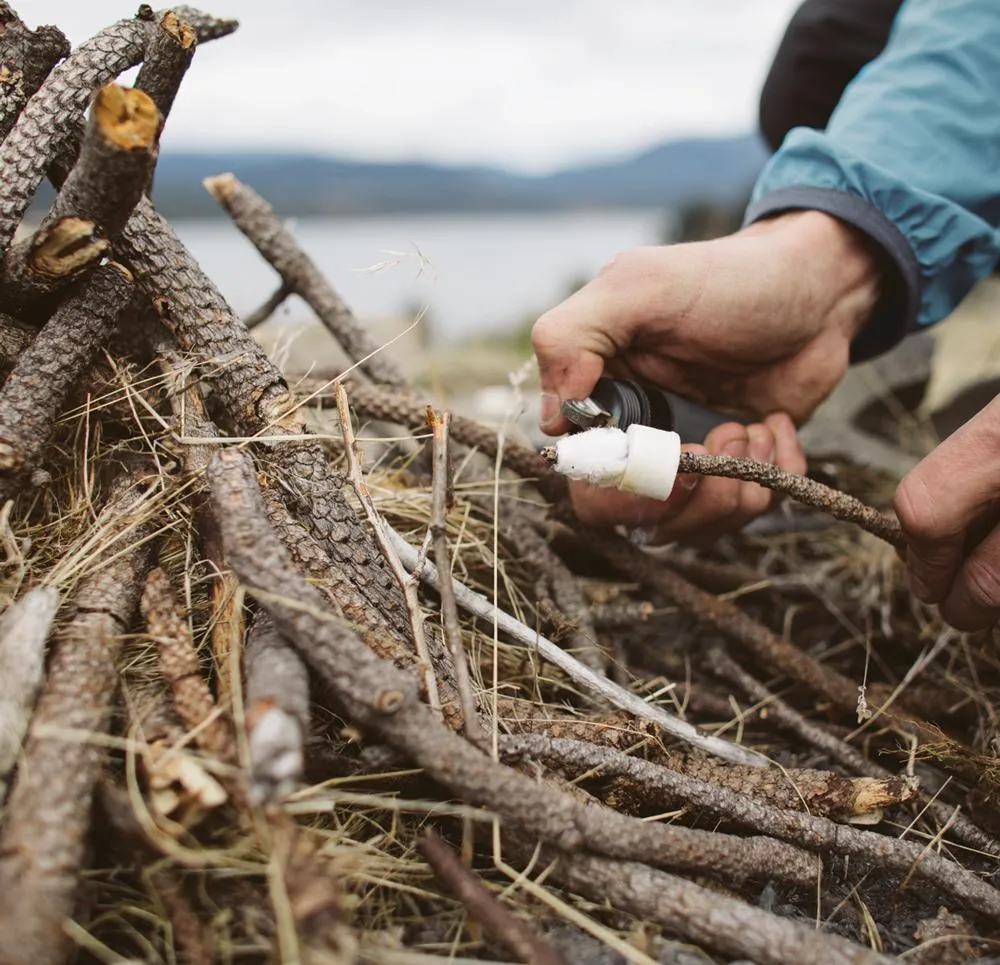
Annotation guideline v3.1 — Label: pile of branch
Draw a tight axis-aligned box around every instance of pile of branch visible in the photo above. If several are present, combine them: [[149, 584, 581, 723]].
[[1, 6, 999, 965]]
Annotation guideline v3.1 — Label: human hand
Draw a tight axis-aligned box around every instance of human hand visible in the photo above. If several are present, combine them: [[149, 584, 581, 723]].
[[531, 210, 882, 543], [895, 396, 1000, 631]]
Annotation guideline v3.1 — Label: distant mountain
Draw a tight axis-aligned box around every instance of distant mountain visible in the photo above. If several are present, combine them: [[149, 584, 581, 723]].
[[141, 133, 770, 218]]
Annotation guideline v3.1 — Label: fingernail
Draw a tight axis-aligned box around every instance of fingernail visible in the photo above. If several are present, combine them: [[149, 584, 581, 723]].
[[748, 426, 775, 463], [678, 473, 700, 491], [723, 438, 748, 458], [540, 392, 561, 427]]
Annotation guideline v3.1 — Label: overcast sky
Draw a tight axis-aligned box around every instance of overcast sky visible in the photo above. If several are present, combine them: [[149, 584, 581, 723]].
[[31, 1, 803, 172]]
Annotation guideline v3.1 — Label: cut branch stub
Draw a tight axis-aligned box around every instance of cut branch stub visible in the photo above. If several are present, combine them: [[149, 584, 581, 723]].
[[0, 7, 235, 250], [0, 84, 158, 316], [135, 11, 197, 131]]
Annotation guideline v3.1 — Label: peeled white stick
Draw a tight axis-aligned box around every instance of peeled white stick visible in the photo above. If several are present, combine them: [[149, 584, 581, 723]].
[[244, 611, 311, 804], [546, 425, 682, 501], [0, 587, 61, 797], [386, 526, 767, 767]]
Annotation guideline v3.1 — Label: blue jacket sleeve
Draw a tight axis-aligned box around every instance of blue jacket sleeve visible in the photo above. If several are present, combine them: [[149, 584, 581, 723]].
[[744, 0, 1000, 361]]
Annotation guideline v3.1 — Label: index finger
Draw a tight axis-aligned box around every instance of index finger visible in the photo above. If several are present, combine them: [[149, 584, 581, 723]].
[[894, 400, 1000, 603]]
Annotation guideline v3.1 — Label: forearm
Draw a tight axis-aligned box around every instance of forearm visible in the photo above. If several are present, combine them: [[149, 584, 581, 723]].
[[746, 0, 1000, 361]]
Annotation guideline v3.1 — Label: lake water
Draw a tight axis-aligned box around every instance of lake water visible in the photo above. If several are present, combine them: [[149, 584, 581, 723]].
[[173, 209, 669, 343]]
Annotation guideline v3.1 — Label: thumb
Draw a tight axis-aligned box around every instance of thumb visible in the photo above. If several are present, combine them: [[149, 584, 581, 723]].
[[532, 304, 609, 436]]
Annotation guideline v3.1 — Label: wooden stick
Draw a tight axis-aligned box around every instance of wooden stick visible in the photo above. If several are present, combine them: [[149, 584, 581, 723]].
[[0, 477, 156, 965], [135, 11, 196, 132], [244, 611, 310, 803], [0, 586, 60, 801], [539, 849, 895, 965], [500, 734, 1000, 921], [204, 173, 408, 389], [417, 829, 569, 965], [0, 262, 134, 497], [141, 566, 233, 762], [1, 84, 158, 316], [244, 282, 290, 329], [0, 6, 69, 145]]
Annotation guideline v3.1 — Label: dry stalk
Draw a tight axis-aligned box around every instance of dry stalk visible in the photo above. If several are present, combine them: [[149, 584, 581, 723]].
[[386, 523, 768, 767], [335, 382, 441, 714], [244, 610, 310, 804], [500, 734, 1000, 921], [428, 408, 482, 742], [0, 261, 134, 496], [204, 173, 407, 389], [417, 829, 569, 965], [0, 585, 60, 799], [2, 84, 157, 315], [0, 477, 156, 965], [244, 282, 290, 329], [536, 848, 895, 965], [141, 566, 234, 762], [208, 448, 814, 887], [0, 6, 236, 250], [0, 5, 69, 144]]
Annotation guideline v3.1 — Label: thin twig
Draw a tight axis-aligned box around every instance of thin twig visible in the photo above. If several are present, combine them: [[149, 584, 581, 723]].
[[244, 282, 290, 329], [676, 451, 903, 547], [428, 408, 482, 742], [335, 381, 441, 715], [417, 829, 569, 965], [204, 173, 408, 388]]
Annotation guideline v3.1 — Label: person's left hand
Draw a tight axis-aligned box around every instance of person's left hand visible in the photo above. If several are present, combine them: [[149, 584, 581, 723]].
[[895, 394, 1000, 631]]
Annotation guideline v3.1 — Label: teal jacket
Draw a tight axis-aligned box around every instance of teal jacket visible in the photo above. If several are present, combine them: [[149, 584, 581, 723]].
[[745, 0, 1000, 361]]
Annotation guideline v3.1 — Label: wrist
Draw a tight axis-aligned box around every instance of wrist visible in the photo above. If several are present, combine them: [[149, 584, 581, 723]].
[[746, 210, 884, 341]]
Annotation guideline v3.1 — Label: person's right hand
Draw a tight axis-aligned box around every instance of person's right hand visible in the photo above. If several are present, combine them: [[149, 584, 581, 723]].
[[531, 210, 884, 543]]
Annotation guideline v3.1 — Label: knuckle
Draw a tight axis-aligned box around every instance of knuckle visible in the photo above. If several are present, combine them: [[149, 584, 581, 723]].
[[894, 474, 942, 543], [959, 557, 1000, 614]]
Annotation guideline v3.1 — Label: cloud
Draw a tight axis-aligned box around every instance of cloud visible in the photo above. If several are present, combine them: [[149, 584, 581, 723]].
[[27, 0, 802, 171]]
